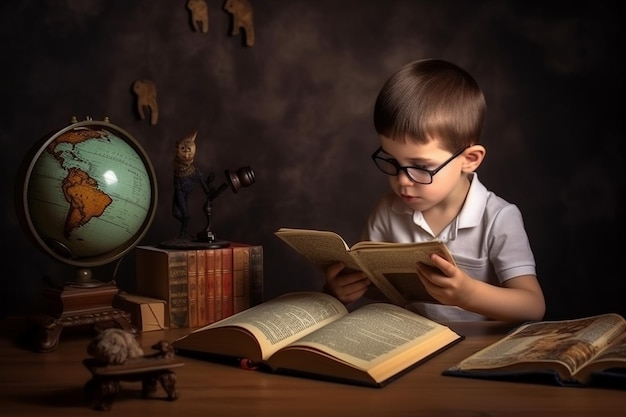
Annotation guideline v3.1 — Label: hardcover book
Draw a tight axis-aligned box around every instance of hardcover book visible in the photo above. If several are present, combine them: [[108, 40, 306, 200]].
[[232, 242, 264, 312], [232, 244, 250, 314], [136, 246, 189, 328], [444, 313, 626, 387], [172, 291, 463, 387], [136, 244, 262, 329], [187, 249, 199, 328], [249, 244, 263, 306]]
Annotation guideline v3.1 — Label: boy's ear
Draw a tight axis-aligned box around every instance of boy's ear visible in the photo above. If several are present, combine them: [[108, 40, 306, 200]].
[[462, 144, 486, 172]]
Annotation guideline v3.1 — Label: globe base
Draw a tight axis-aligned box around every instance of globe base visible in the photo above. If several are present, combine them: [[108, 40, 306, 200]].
[[66, 268, 109, 288], [28, 284, 133, 352]]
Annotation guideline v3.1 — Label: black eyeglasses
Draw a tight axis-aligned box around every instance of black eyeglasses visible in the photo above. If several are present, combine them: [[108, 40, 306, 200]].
[[371, 146, 468, 184]]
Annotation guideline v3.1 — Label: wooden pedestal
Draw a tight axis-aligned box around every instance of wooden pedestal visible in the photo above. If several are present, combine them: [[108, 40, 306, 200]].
[[30, 284, 133, 352]]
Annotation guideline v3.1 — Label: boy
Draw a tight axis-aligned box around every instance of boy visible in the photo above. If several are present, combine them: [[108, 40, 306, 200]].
[[324, 59, 545, 322]]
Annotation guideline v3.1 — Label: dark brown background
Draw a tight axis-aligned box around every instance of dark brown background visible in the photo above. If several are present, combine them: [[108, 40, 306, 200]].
[[2, 1, 623, 321]]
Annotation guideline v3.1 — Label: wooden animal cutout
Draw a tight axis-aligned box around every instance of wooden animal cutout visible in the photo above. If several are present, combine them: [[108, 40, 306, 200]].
[[132, 79, 159, 125], [224, 0, 255, 47], [187, 0, 209, 33]]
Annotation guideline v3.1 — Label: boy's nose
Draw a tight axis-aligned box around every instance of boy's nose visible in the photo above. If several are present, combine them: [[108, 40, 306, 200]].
[[396, 170, 415, 186]]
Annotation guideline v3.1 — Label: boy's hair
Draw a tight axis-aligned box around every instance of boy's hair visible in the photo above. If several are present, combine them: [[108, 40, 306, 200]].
[[373, 59, 486, 151]]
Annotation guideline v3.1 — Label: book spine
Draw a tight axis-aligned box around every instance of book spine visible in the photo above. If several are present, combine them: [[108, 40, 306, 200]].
[[249, 245, 264, 306], [196, 249, 207, 327], [205, 249, 216, 325], [167, 251, 189, 328], [232, 245, 249, 314], [221, 247, 234, 318], [135, 246, 189, 329], [242, 246, 251, 312], [214, 247, 223, 322], [187, 250, 198, 328]]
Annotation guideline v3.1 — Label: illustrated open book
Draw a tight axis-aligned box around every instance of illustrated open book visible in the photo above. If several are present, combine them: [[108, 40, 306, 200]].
[[444, 313, 626, 387], [274, 228, 455, 306], [172, 291, 463, 387]]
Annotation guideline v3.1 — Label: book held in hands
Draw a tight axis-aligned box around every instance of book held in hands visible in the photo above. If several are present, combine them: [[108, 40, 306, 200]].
[[172, 291, 463, 387], [274, 228, 455, 306], [443, 313, 626, 387]]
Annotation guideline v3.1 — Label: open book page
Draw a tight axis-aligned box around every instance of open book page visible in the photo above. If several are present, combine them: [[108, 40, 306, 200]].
[[274, 228, 361, 271], [270, 303, 461, 383], [352, 241, 454, 305], [571, 323, 626, 382], [588, 332, 626, 363], [275, 228, 454, 306], [177, 292, 349, 361], [449, 313, 626, 383]]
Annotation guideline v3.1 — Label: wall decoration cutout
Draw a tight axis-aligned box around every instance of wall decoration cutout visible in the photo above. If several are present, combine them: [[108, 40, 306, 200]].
[[187, 0, 209, 33], [224, 0, 255, 47], [132, 79, 159, 125]]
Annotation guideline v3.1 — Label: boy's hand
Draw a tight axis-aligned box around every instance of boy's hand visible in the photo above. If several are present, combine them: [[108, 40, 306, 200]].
[[416, 253, 475, 307], [324, 262, 371, 304]]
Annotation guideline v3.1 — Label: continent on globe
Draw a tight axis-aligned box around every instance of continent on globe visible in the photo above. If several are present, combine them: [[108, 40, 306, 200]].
[[62, 167, 113, 239], [46, 128, 107, 167]]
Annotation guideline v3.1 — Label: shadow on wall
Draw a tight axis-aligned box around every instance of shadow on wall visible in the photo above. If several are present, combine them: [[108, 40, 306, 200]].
[[1, 1, 625, 320]]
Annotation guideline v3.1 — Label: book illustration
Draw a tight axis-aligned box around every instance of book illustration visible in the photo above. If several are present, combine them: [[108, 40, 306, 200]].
[[445, 313, 626, 387]]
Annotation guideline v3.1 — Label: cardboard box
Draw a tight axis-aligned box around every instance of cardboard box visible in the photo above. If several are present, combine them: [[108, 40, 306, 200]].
[[114, 293, 167, 332]]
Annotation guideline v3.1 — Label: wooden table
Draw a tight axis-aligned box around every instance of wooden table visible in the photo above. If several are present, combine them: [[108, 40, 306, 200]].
[[1, 318, 623, 416]]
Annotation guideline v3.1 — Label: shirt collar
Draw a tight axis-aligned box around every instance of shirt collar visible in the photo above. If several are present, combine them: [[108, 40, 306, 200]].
[[390, 172, 488, 237], [457, 172, 488, 229]]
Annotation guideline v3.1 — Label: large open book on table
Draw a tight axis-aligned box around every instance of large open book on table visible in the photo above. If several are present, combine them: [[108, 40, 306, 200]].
[[274, 227, 455, 306], [172, 291, 463, 387], [444, 313, 626, 387]]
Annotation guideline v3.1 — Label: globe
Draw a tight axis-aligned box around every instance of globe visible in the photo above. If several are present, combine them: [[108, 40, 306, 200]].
[[17, 118, 158, 285]]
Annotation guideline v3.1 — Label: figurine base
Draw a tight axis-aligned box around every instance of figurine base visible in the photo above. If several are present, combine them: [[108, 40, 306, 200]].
[[83, 356, 183, 411], [159, 237, 230, 250]]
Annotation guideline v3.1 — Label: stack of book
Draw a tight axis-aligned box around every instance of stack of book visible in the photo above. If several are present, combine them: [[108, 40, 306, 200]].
[[135, 243, 263, 328]]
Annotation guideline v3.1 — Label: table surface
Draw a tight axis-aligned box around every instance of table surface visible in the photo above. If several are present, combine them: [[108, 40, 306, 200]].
[[1, 318, 623, 417]]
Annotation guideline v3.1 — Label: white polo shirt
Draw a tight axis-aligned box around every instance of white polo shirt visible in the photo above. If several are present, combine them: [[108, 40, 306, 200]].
[[362, 173, 536, 321]]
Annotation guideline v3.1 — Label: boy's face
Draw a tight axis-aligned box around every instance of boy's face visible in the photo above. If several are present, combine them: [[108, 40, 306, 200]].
[[378, 136, 469, 213]]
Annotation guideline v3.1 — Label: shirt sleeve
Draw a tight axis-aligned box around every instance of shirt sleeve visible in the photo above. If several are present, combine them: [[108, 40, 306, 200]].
[[487, 204, 537, 282]]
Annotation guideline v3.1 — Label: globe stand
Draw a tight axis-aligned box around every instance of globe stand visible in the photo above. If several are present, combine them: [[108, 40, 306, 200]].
[[29, 268, 133, 353], [17, 118, 158, 353]]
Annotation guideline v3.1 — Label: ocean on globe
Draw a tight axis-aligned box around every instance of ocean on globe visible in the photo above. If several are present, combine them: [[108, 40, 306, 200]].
[[21, 120, 157, 267]]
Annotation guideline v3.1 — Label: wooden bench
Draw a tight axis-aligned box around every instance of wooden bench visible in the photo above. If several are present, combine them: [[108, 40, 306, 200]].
[[83, 356, 184, 411]]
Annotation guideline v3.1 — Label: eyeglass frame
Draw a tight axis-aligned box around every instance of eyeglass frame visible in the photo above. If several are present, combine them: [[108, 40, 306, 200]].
[[371, 145, 469, 184]]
